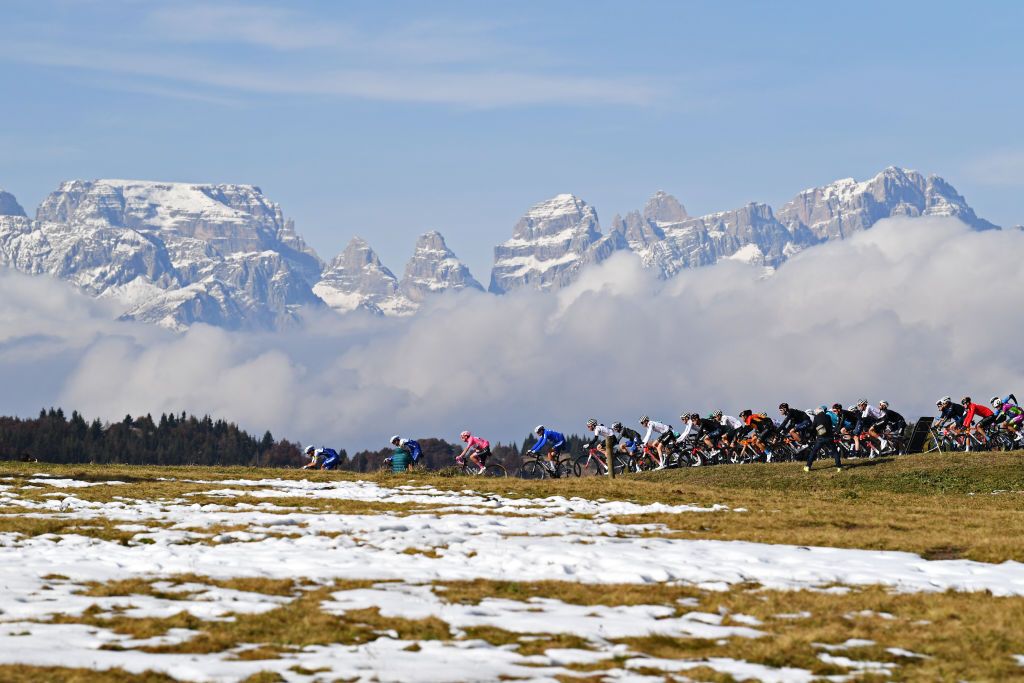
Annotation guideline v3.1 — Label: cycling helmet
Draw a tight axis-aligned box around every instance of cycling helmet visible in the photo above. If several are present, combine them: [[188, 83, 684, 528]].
[[960, 396, 971, 406], [611, 421, 623, 432], [831, 403, 843, 411], [389, 435, 401, 446], [304, 444, 315, 455], [856, 398, 868, 406], [586, 418, 598, 429], [535, 425, 545, 436], [679, 412, 689, 422], [940, 396, 951, 405], [460, 430, 471, 441], [738, 409, 752, 418], [639, 415, 650, 425], [935, 399, 943, 408], [711, 410, 723, 419], [878, 400, 888, 409], [778, 402, 789, 411], [991, 397, 1002, 408], [990, 395, 1002, 406], [690, 413, 701, 420]]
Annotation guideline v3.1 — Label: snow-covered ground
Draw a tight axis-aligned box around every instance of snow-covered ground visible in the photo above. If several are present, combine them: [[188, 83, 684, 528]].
[[1, 473, 1022, 682]]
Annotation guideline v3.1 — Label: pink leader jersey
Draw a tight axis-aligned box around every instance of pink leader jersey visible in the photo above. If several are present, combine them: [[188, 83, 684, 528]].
[[466, 435, 490, 450]]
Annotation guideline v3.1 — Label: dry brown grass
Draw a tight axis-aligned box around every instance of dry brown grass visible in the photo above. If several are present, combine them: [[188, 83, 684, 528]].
[[0, 665, 178, 683]]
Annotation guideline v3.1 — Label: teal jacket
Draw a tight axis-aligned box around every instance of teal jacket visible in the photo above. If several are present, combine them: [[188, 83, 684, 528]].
[[390, 447, 411, 472]]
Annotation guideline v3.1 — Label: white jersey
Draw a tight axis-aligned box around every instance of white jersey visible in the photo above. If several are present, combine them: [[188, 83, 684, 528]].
[[593, 424, 616, 440], [676, 421, 701, 442], [862, 405, 884, 420], [720, 415, 744, 429], [643, 420, 671, 443]]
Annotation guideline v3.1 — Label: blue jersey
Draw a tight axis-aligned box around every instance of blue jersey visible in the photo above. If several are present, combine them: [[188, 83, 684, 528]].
[[317, 447, 339, 469], [401, 439, 422, 462], [529, 429, 566, 453]]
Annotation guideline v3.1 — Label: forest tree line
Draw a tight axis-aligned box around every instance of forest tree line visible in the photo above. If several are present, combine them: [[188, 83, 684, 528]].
[[0, 408, 304, 467], [0, 407, 591, 471]]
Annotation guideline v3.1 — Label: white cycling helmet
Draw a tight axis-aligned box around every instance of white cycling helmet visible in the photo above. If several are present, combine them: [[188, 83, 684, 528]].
[[535, 425, 545, 436], [878, 400, 888, 409], [304, 445, 316, 455], [991, 396, 1002, 408], [390, 435, 401, 446], [460, 430, 471, 441]]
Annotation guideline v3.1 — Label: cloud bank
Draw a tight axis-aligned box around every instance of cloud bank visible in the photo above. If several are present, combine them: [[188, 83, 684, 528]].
[[1, 216, 1021, 451]]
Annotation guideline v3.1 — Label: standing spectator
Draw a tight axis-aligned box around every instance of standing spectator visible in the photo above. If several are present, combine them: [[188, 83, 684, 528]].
[[805, 406, 842, 472]]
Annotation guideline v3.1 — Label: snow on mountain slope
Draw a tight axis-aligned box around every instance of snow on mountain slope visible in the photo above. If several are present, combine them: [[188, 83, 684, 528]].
[[314, 232, 483, 316], [314, 237, 415, 316], [776, 166, 998, 240], [0, 167, 1003, 331], [489, 194, 626, 293], [399, 231, 483, 304], [0, 180, 324, 331]]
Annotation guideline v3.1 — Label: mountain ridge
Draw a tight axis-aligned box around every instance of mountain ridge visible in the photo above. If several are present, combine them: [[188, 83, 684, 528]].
[[0, 167, 1002, 330]]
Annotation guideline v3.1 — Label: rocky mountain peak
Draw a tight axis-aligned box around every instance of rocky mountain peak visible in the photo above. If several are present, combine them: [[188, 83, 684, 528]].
[[511, 193, 600, 241], [776, 167, 998, 240], [399, 231, 483, 303], [313, 237, 413, 316], [490, 194, 623, 294], [0, 189, 26, 217], [643, 191, 688, 225]]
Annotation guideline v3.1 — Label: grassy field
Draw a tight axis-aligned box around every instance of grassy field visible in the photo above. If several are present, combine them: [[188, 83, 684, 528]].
[[4, 451, 1023, 562], [1, 452, 1023, 681]]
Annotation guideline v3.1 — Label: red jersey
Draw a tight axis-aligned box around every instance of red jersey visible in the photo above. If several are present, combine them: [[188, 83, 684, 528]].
[[963, 403, 993, 427]]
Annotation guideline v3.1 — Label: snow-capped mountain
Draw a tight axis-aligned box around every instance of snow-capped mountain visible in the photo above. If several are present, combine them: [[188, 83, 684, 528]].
[[313, 237, 412, 316], [313, 232, 482, 315], [0, 167, 1003, 331], [0, 179, 323, 331], [399, 231, 483, 304], [776, 166, 998, 240], [489, 194, 625, 293], [491, 167, 999, 292]]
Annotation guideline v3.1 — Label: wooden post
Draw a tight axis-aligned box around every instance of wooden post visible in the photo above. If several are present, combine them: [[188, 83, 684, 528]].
[[606, 436, 615, 479]]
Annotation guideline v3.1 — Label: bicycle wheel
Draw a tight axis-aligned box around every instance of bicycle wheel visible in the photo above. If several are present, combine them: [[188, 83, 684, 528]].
[[557, 457, 581, 478], [482, 463, 508, 478], [519, 460, 547, 479], [612, 454, 631, 475]]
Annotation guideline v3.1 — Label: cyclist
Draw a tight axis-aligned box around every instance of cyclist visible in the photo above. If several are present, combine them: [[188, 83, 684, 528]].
[[698, 412, 727, 456], [738, 409, 775, 460], [585, 419, 618, 467], [457, 430, 491, 473], [805, 406, 842, 472], [302, 445, 340, 470], [869, 401, 907, 453], [716, 410, 746, 448], [639, 415, 673, 470], [778, 403, 812, 449], [389, 435, 422, 470], [675, 413, 699, 442], [527, 425, 567, 475], [961, 397, 995, 444], [992, 397, 1024, 441], [612, 421, 644, 458], [936, 396, 965, 430]]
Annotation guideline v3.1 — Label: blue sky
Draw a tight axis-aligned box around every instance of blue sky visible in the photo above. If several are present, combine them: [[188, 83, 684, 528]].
[[1, 0, 1022, 279]]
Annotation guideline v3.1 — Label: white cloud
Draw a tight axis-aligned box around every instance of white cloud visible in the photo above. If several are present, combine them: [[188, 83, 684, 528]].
[[0, 6, 656, 109], [2, 216, 1022, 451]]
